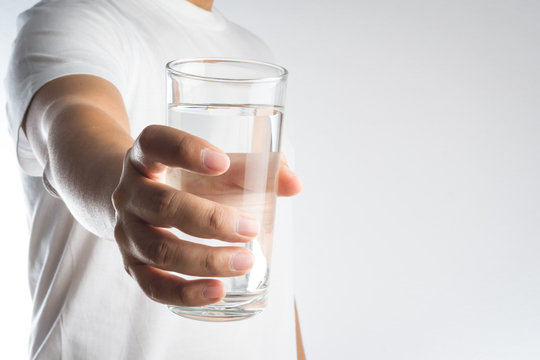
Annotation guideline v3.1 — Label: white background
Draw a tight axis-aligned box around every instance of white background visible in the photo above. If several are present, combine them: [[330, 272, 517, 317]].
[[2, 0, 540, 359]]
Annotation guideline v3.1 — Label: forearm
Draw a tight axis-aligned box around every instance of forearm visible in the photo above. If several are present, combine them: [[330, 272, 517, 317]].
[[44, 103, 132, 238], [24, 75, 133, 239]]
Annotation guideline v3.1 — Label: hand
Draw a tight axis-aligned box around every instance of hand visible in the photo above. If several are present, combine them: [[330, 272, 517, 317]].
[[112, 125, 302, 307]]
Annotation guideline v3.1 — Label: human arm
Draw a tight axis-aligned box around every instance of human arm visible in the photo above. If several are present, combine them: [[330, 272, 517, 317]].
[[23, 74, 302, 306]]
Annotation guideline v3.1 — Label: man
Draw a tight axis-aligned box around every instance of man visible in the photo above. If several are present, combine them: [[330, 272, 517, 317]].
[[6, 0, 305, 358]]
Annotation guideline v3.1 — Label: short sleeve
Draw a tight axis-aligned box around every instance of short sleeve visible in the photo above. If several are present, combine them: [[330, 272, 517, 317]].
[[5, 1, 128, 176]]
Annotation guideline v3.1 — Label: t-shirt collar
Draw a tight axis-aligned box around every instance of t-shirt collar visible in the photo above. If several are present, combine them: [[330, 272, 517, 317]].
[[152, 0, 226, 30]]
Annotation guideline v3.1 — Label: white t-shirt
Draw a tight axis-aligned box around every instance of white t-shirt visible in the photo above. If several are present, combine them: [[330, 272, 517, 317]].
[[5, 1, 296, 359]]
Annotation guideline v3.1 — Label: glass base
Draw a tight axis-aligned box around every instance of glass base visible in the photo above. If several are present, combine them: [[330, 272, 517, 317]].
[[168, 291, 268, 322]]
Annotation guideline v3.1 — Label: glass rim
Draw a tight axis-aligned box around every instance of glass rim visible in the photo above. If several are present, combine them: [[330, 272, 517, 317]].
[[166, 58, 288, 84]]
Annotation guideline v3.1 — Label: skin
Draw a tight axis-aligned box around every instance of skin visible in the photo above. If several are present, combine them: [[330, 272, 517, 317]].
[[24, 0, 306, 356], [187, 0, 213, 11], [24, 73, 302, 298], [24, 74, 305, 356]]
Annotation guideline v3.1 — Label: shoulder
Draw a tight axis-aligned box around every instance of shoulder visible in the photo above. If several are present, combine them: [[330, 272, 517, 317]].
[[11, 0, 135, 75], [16, 0, 127, 38]]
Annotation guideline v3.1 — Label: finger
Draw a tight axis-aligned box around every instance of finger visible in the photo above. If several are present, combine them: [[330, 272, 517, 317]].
[[119, 221, 254, 277], [277, 154, 303, 197], [130, 124, 230, 178], [128, 263, 226, 306], [129, 178, 259, 242], [178, 152, 304, 195]]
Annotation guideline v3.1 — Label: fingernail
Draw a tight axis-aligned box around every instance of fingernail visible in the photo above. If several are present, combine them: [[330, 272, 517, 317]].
[[236, 216, 259, 237], [202, 285, 223, 300], [201, 148, 230, 171], [231, 252, 255, 271]]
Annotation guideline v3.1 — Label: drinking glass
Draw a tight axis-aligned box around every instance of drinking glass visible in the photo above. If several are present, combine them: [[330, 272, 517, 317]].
[[165, 58, 287, 321]]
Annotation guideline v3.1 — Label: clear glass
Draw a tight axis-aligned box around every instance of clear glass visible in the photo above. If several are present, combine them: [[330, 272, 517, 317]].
[[165, 58, 287, 321]]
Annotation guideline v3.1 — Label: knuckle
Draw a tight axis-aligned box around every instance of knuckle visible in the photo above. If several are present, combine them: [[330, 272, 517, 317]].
[[175, 285, 189, 306], [137, 125, 165, 157], [111, 183, 124, 208], [114, 223, 137, 262], [202, 250, 220, 275], [123, 147, 136, 165], [207, 204, 227, 233], [173, 133, 200, 163], [138, 125, 159, 152], [155, 189, 182, 220], [148, 239, 173, 267], [179, 139, 200, 167], [173, 132, 188, 155], [113, 223, 124, 242]]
